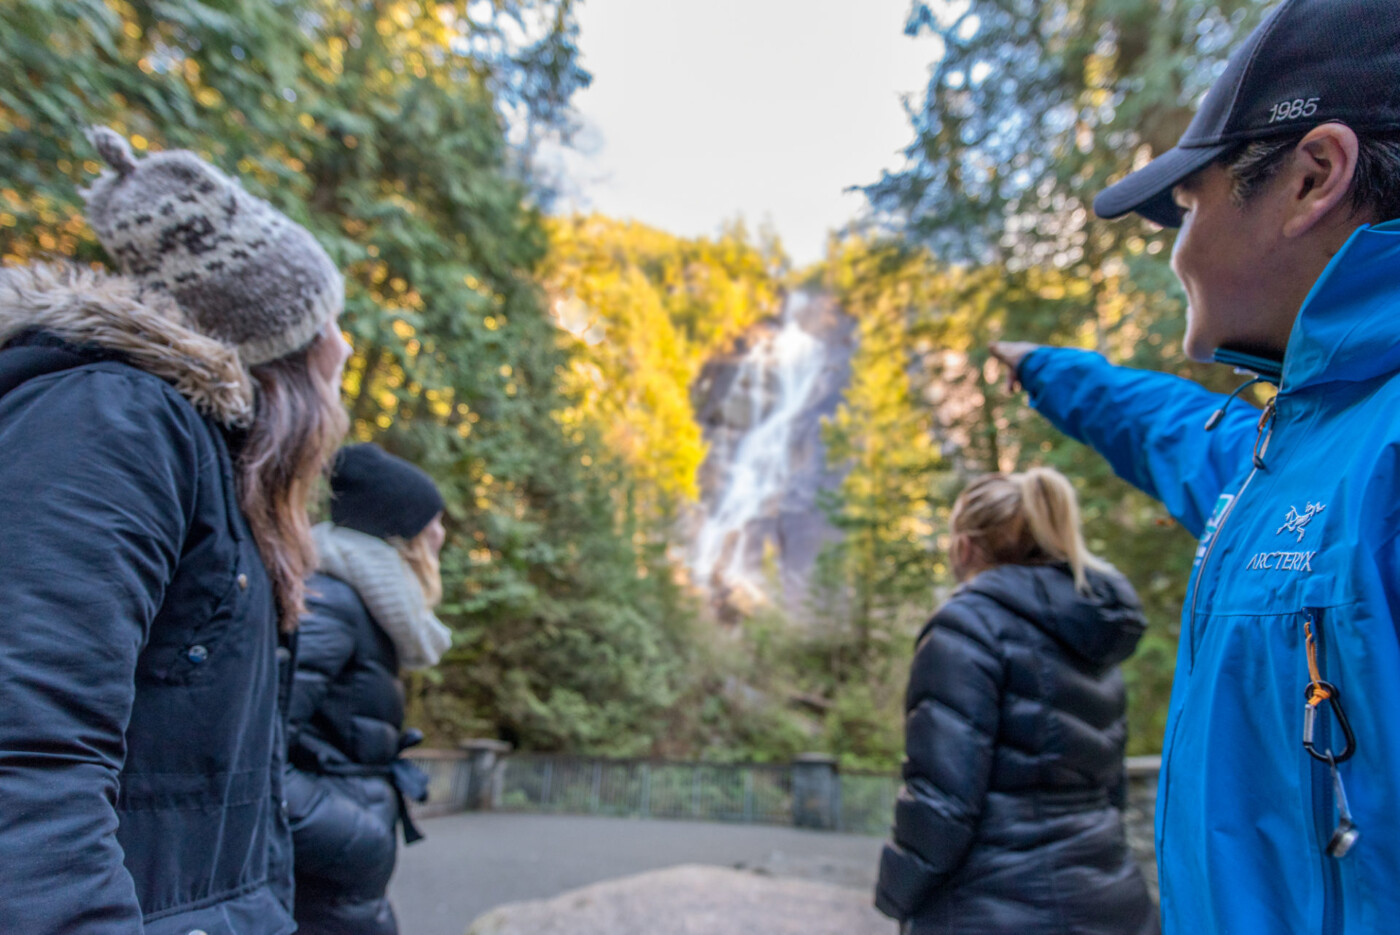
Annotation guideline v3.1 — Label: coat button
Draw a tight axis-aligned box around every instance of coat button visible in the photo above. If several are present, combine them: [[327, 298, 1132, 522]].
[[237, 573, 249, 590], [275, 646, 291, 664], [188, 930, 209, 935], [186, 644, 209, 664]]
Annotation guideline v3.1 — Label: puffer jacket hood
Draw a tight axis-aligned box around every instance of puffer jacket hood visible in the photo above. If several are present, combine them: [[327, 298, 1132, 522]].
[[965, 564, 1146, 669], [0, 262, 252, 426]]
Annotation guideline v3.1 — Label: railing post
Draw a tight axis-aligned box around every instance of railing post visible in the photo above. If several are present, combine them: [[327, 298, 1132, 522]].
[[742, 769, 754, 823], [590, 760, 603, 814], [639, 762, 652, 818], [457, 739, 512, 811], [691, 765, 701, 818], [542, 758, 553, 807], [791, 753, 839, 830]]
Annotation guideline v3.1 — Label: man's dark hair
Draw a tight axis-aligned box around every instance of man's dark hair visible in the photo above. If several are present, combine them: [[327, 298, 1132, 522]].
[[1223, 129, 1400, 222]]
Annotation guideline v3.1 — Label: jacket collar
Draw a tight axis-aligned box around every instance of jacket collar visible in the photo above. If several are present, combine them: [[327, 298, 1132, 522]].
[[0, 262, 253, 426], [312, 523, 451, 671], [1281, 219, 1400, 393]]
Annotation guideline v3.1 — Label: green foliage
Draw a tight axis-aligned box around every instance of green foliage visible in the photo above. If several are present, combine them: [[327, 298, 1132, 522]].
[[816, 238, 952, 649], [0, 0, 1274, 765], [533, 215, 815, 759], [873, 0, 1268, 264], [744, 238, 949, 770], [541, 214, 783, 523], [864, 0, 1276, 753], [0, 0, 705, 756], [822, 682, 907, 772], [563, 603, 803, 764]]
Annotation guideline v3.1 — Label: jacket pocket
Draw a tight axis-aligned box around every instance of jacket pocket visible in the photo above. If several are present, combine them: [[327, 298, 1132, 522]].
[[137, 547, 254, 685]]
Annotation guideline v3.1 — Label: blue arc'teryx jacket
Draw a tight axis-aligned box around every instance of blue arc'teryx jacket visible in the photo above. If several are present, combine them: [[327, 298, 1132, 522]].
[[1019, 220, 1400, 935]]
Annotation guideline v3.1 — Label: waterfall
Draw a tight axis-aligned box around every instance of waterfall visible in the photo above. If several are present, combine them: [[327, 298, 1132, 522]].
[[692, 291, 829, 604]]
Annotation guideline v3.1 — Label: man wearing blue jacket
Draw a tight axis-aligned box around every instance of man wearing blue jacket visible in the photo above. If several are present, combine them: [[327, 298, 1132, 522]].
[[990, 1, 1400, 933]]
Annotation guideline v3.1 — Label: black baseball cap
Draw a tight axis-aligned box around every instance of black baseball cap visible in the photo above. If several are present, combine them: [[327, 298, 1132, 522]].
[[1095, 0, 1400, 227]]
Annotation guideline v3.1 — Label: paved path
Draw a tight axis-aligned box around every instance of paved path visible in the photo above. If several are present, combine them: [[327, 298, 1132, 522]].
[[466, 865, 893, 935], [387, 812, 885, 935]]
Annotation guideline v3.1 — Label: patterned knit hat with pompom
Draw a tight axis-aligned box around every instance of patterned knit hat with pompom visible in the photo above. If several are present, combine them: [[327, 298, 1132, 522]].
[[81, 126, 343, 366]]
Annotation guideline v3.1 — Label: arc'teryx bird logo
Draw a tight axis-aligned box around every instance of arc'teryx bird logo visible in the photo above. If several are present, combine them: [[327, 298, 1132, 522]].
[[1277, 502, 1326, 543]]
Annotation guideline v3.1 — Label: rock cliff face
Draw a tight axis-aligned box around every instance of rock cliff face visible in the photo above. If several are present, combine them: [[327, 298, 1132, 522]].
[[688, 290, 855, 621]]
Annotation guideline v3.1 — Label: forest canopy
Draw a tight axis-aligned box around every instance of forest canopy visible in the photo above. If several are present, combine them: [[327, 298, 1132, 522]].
[[0, 0, 1273, 765]]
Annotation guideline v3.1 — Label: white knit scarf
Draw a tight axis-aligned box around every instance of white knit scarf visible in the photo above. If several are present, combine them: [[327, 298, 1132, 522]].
[[311, 522, 452, 670]]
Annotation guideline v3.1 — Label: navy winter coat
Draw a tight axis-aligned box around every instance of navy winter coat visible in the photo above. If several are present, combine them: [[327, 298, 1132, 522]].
[[0, 266, 295, 934], [877, 563, 1158, 935], [286, 572, 423, 935]]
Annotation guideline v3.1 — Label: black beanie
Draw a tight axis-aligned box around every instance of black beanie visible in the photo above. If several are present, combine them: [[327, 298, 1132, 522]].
[[329, 444, 445, 541]]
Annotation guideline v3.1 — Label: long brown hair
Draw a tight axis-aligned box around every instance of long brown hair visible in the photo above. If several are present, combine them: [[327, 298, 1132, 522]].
[[238, 333, 348, 630], [950, 467, 1107, 591]]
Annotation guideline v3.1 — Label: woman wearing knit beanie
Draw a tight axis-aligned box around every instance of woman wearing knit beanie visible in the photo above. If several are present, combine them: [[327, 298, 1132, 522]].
[[286, 443, 451, 935], [0, 128, 349, 933]]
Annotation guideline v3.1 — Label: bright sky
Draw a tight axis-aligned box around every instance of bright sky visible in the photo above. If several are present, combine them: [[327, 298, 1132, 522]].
[[551, 0, 945, 266]]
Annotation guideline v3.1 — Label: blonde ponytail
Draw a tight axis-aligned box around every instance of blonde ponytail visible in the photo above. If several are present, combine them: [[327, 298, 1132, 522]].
[[950, 467, 1106, 591], [1014, 467, 1106, 591]]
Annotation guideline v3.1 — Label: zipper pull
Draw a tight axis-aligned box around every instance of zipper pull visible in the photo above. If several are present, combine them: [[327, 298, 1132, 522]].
[[1205, 375, 1267, 431], [1253, 396, 1278, 469], [1327, 758, 1361, 858]]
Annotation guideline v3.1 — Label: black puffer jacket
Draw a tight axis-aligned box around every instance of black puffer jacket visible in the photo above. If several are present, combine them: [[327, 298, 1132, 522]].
[[0, 266, 295, 934], [287, 572, 424, 935], [877, 562, 1158, 935]]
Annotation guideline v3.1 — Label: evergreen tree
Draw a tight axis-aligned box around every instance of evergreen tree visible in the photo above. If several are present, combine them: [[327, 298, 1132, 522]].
[[799, 238, 953, 768], [863, 0, 1277, 751], [1, 0, 697, 755], [815, 239, 948, 675], [540, 214, 783, 530]]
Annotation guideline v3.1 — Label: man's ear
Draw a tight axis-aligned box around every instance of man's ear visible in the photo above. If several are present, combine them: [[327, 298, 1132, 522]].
[[1281, 123, 1361, 238]]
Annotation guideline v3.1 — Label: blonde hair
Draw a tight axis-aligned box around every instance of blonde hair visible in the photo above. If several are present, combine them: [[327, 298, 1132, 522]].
[[950, 467, 1107, 591], [389, 529, 443, 609]]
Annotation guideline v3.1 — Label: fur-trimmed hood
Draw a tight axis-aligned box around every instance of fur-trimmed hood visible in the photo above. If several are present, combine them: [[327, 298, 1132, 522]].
[[0, 262, 253, 426]]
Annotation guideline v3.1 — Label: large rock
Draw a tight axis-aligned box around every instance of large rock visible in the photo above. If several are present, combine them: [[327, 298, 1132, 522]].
[[465, 864, 893, 935]]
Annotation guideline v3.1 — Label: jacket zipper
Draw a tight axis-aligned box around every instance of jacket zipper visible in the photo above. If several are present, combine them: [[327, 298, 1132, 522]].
[[1307, 609, 1346, 935], [1186, 468, 1255, 667], [1157, 456, 1259, 908], [1159, 396, 1278, 901], [1187, 395, 1278, 665]]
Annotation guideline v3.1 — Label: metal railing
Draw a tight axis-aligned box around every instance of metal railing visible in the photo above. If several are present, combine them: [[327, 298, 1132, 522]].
[[494, 756, 797, 825], [835, 770, 900, 835], [408, 748, 480, 818], [406, 747, 1161, 842]]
